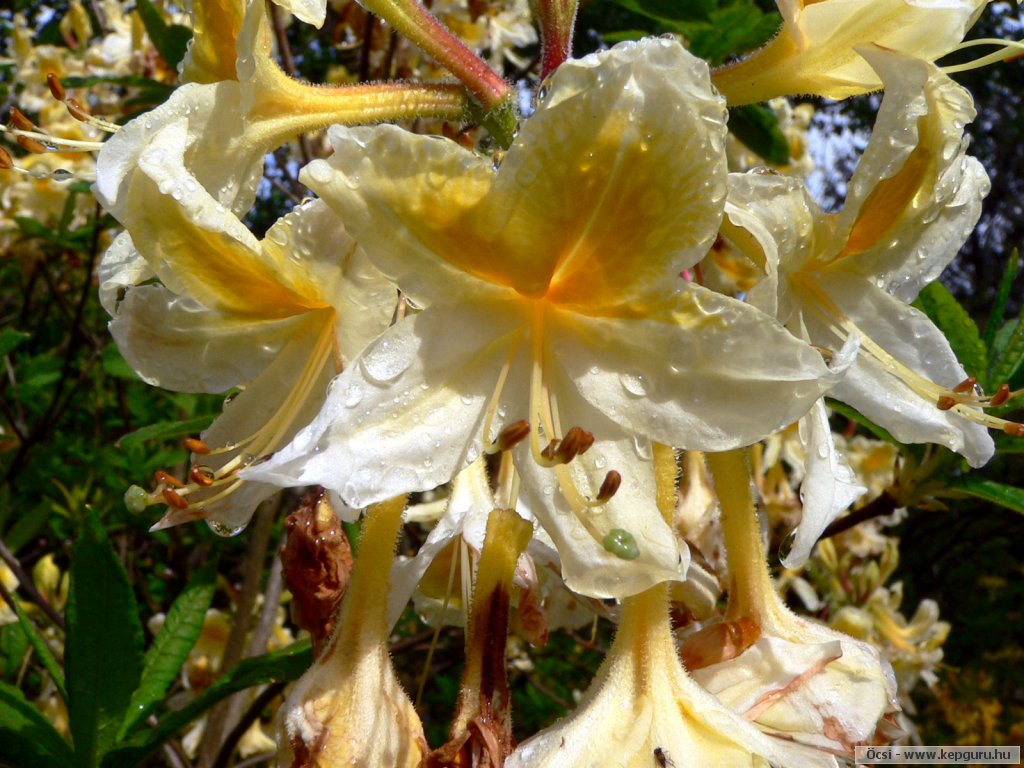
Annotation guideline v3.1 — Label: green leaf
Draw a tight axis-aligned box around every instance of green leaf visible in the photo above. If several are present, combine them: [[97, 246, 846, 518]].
[[947, 478, 1024, 515], [728, 104, 790, 165], [825, 398, 899, 446], [118, 556, 218, 739], [0, 328, 30, 357], [989, 316, 1024, 391], [983, 249, 1019, 352], [116, 415, 216, 448], [133, 0, 193, 69], [611, 0, 714, 24], [100, 344, 140, 381], [66, 511, 144, 768], [912, 281, 988, 385], [685, 4, 779, 64], [0, 680, 76, 768], [101, 640, 312, 768], [8, 592, 67, 705]]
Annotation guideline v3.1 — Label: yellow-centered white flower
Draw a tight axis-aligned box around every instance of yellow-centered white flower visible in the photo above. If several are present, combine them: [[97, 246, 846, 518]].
[[247, 38, 836, 599], [723, 48, 995, 565], [712, 0, 988, 104]]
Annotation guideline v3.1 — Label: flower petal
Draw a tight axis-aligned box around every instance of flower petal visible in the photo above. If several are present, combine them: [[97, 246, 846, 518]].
[[244, 300, 527, 506], [109, 284, 306, 393], [782, 401, 867, 568], [806, 271, 993, 466], [554, 287, 835, 452], [97, 232, 153, 315], [831, 48, 989, 302]]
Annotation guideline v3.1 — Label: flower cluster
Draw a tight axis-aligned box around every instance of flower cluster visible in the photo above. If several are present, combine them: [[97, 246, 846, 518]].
[[5, 0, 1022, 762]]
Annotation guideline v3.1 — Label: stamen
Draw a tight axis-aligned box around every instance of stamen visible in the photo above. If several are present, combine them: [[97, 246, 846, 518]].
[[953, 376, 977, 394], [47, 73, 66, 101], [798, 274, 1024, 437], [0, 147, 12, 170], [942, 38, 1024, 74], [16, 135, 48, 154], [162, 488, 189, 509], [184, 437, 212, 455], [487, 419, 530, 454], [9, 108, 36, 131], [45, 72, 120, 134], [189, 466, 216, 486], [155, 470, 184, 488], [596, 470, 622, 502]]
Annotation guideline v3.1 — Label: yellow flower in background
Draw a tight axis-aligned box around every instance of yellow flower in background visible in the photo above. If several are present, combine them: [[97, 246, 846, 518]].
[[247, 38, 837, 599], [712, 0, 988, 104]]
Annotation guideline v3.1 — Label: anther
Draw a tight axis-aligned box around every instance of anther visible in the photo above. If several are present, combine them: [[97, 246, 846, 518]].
[[991, 383, 1011, 407], [154, 470, 184, 488], [184, 437, 212, 455], [556, 426, 594, 463], [1003, 423, 1024, 437], [47, 73, 66, 101], [65, 98, 90, 122], [162, 487, 189, 509], [953, 376, 977, 394], [936, 395, 957, 411], [596, 470, 622, 502], [189, 466, 215, 487], [9, 108, 35, 131], [488, 419, 530, 453], [16, 135, 47, 154], [540, 438, 561, 462], [0, 147, 12, 170]]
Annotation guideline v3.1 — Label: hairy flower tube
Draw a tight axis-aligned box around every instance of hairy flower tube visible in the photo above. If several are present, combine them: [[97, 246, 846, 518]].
[[692, 450, 898, 758], [106, 118, 393, 532], [246, 38, 838, 599], [721, 48, 1011, 565], [712, 0, 987, 104], [277, 496, 428, 767]]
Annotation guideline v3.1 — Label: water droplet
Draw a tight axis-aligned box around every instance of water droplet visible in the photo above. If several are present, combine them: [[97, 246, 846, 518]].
[[208, 520, 245, 537], [632, 436, 652, 460], [619, 371, 647, 397], [460, 393, 474, 405], [343, 384, 364, 408], [602, 529, 640, 560], [360, 334, 416, 384], [778, 528, 797, 563]]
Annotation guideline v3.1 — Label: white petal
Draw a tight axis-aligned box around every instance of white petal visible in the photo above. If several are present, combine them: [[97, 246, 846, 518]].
[[783, 401, 867, 568], [109, 284, 302, 393], [554, 288, 836, 452], [807, 271, 993, 466], [244, 301, 526, 506], [270, 0, 325, 27], [513, 389, 687, 599], [97, 232, 153, 315]]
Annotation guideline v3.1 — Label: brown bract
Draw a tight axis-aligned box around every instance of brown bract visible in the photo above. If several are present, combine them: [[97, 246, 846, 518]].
[[280, 488, 353, 658]]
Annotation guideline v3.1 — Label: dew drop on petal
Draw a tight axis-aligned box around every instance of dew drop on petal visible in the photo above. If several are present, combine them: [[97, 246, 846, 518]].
[[208, 520, 245, 537], [343, 384, 364, 408], [602, 528, 640, 560], [360, 334, 416, 384], [619, 371, 648, 397]]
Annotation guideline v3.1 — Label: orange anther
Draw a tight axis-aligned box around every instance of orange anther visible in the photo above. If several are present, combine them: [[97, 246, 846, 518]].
[[46, 73, 66, 101], [162, 487, 189, 509], [936, 395, 957, 411], [0, 147, 12, 170], [991, 383, 1011, 408], [493, 419, 530, 452], [9, 108, 35, 131], [154, 470, 184, 488], [65, 98, 90, 122], [1003, 423, 1024, 438], [189, 466, 215, 486], [597, 470, 622, 502], [541, 438, 561, 462], [184, 437, 211, 455], [16, 135, 47, 154], [953, 376, 977, 394]]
